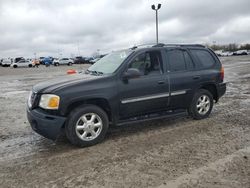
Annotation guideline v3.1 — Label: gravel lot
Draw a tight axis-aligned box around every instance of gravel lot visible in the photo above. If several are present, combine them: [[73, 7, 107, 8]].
[[0, 56, 250, 188]]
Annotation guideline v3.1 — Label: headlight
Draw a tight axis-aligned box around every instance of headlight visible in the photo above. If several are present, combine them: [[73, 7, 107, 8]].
[[39, 94, 60, 110]]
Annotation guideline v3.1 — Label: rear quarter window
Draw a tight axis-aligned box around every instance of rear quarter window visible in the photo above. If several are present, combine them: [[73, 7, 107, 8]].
[[190, 49, 216, 69]]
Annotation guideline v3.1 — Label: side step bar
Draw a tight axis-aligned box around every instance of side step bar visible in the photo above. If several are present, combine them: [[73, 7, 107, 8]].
[[117, 109, 187, 126]]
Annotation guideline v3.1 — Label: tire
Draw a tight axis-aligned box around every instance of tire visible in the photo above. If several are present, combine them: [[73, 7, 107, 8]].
[[29, 64, 32, 67], [68, 62, 72, 66], [13, 65, 17, 68], [188, 89, 213, 120], [65, 105, 109, 147]]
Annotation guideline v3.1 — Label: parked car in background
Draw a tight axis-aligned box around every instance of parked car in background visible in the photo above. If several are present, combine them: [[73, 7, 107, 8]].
[[233, 50, 248, 56], [42, 57, 53, 66], [215, 50, 233, 57], [2, 59, 12, 67], [14, 57, 25, 63], [53, 58, 73, 66], [89, 57, 101, 64], [11, 60, 32, 68], [74, 56, 89, 64], [39, 57, 45, 64], [221, 51, 233, 56]]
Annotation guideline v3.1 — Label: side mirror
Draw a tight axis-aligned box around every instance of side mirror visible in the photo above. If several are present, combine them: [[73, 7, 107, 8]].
[[123, 68, 141, 80]]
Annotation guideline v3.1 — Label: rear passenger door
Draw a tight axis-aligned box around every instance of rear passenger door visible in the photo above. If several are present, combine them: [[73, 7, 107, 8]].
[[165, 48, 198, 109], [189, 49, 220, 84]]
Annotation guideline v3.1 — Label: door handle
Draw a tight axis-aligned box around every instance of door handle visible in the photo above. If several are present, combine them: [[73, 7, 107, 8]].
[[193, 76, 201, 80], [158, 80, 165, 84]]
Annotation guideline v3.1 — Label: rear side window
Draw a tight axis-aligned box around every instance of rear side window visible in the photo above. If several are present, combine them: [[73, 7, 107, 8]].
[[190, 49, 216, 68], [167, 50, 186, 71], [183, 51, 194, 69], [166, 49, 194, 72]]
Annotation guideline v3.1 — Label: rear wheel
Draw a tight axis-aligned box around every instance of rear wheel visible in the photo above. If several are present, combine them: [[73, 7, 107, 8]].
[[188, 89, 213, 120], [68, 62, 72, 66], [13, 65, 17, 68], [65, 105, 109, 147]]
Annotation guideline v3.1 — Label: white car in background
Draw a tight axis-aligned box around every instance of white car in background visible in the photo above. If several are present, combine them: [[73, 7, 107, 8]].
[[221, 51, 233, 56], [2, 59, 12, 67], [53, 58, 73, 66], [11, 60, 33, 68]]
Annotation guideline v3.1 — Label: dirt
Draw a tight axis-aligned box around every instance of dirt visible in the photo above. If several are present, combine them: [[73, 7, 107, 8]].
[[0, 56, 250, 188]]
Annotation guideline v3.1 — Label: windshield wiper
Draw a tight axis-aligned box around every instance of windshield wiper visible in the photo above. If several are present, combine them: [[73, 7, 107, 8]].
[[86, 69, 104, 76]]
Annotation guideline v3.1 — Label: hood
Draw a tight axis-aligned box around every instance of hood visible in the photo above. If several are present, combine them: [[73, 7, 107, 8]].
[[33, 73, 103, 93]]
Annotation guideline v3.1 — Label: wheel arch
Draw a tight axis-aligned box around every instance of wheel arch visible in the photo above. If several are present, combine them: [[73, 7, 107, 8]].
[[199, 84, 218, 102], [63, 98, 113, 124]]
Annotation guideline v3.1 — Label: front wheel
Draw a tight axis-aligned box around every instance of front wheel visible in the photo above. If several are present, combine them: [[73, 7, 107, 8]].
[[65, 105, 109, 147], [68, 62, 72, 66], [188, 89, 213, 120]]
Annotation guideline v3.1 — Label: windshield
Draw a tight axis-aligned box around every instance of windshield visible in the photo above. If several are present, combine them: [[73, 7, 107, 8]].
[[87, 50, 132, 74]]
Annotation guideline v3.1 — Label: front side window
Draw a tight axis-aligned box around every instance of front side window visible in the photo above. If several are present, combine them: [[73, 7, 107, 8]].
[[129, 51, 162, 76]]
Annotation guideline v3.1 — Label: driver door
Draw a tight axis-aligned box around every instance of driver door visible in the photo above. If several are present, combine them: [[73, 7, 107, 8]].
[[118, 50, 169, 119]]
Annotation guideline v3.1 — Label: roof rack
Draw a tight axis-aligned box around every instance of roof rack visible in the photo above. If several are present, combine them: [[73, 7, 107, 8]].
[[152, 43, 165, 47], [130, 43, 156, 50], [153, 43, 205, 48], [130, 43, 206, 50]]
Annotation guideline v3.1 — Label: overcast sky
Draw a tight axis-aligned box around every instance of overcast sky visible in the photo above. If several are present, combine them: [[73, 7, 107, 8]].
[[0, 0, 250, 58]]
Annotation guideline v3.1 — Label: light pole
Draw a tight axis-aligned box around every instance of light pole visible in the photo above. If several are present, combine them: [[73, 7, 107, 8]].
[[151, 3, 161, 44]]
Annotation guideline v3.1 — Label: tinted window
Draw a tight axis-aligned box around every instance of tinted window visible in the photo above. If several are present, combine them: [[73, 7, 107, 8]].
[[167, 50, 186, 72], [183, 51, 194, 69], [190, 49, 215, 68], [129, 51, 162, 76]]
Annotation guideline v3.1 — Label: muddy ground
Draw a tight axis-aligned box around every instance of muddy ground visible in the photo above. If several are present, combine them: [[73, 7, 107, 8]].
[[0, 56, 249, 188]]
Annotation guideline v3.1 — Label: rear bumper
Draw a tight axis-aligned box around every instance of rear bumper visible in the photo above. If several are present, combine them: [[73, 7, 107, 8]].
[[27, 108, 66, 140], [216, 82, 226, 100]]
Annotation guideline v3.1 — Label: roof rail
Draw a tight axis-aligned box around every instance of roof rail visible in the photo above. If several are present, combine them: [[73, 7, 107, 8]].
[[130, 43, 157, 50], [164, 44, 205, 48], [130, 43, 205, 50], [152, 43, 165, 47], [151, 43, 205, 48]]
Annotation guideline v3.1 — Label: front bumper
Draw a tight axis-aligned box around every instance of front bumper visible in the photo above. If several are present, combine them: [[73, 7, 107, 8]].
[[217, 82, 226, 99], [27, 108, 66, 140]]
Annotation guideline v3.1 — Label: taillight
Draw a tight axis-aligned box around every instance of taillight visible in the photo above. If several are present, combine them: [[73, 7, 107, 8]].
[[220, 67, 224, 81]]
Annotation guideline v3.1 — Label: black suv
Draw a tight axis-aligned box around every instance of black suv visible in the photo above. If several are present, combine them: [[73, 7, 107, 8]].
[[27, 44, 226, 147]]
